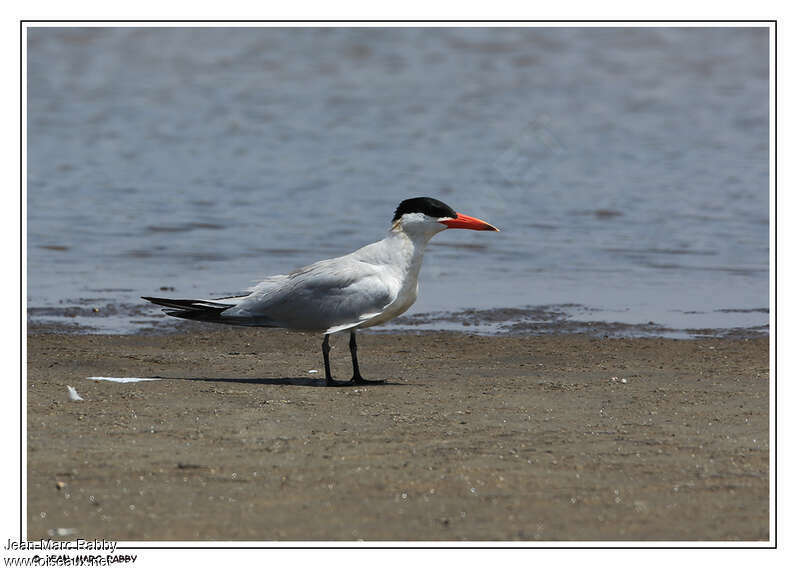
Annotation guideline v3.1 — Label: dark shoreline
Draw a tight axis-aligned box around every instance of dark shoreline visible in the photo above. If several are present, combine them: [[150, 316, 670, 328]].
[[26, 301, 770, 339]]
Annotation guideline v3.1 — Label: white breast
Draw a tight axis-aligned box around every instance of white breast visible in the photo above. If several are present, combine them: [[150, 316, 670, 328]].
[[352, 228, 428, 328]]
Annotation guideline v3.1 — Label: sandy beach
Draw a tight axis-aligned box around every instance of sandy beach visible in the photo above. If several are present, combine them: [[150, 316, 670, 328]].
[[26, 328, 769, 541]]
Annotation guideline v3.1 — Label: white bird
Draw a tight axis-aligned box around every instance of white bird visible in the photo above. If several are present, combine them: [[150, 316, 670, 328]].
[[143, 197, 498, 385]]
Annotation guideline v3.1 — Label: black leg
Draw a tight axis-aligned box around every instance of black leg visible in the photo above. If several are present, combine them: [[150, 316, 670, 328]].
[[322, 334, 354, 387], [322, 334, 334, 382], [349, 331, 384, 384], [349, 330, 362, 380]]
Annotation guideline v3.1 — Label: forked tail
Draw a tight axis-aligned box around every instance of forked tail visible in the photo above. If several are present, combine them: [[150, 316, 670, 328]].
[[142, 296, 236, 324]]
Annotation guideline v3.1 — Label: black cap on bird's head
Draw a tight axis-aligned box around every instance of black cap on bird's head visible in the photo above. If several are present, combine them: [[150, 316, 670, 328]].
[[392, 197, 499, 231], [392, 197, 457, 223]]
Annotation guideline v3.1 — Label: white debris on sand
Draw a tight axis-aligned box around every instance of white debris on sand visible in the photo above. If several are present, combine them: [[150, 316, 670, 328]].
[[66, 386, 83, 401], [87, 376, 161, 383]]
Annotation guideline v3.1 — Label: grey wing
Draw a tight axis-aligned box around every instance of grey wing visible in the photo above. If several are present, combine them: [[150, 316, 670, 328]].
[[221, 258, 398, 333]]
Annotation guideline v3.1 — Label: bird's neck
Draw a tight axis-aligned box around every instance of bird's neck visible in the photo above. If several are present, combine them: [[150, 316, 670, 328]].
[[382, 225, 438, 278], [355, 225, 440, 280]]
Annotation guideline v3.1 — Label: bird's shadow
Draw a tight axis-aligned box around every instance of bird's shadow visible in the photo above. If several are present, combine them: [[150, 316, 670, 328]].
[[161, 376, 406, 387]]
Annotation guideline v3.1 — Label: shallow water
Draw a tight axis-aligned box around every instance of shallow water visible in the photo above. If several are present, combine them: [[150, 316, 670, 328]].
[[26, 26, 770, 336]]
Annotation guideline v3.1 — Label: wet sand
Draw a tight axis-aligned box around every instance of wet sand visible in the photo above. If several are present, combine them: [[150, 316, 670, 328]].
[[26, 328, 770, 541]]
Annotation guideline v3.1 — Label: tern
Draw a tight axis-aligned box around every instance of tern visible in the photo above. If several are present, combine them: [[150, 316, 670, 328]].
[[143, 197, 498, 385]]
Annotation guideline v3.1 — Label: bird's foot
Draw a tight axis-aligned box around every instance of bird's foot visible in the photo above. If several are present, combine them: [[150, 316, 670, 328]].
[[324, 376, 385, 387]]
